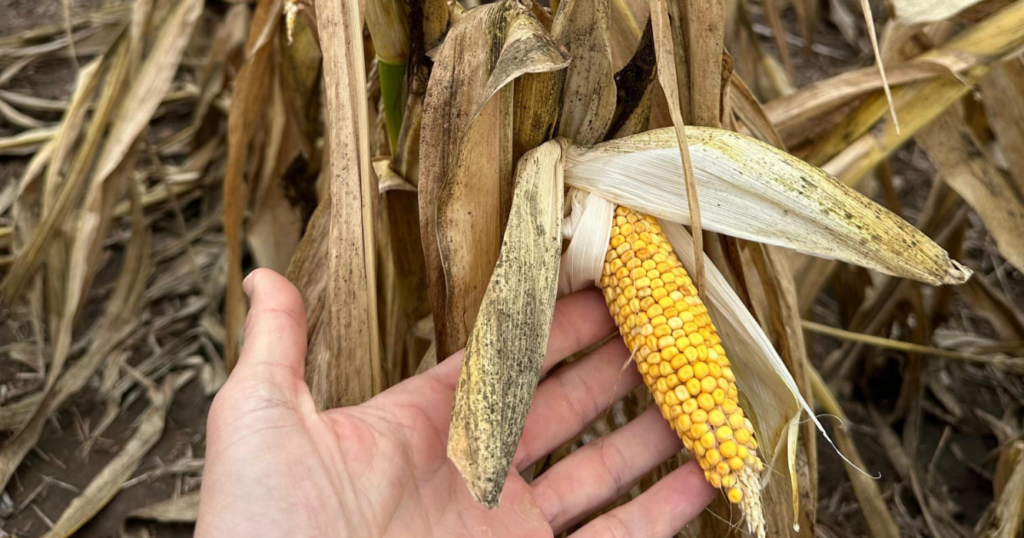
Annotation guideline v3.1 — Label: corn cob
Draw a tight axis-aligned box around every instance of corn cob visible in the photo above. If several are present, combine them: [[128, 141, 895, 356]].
[[599, 206, 764, 524]]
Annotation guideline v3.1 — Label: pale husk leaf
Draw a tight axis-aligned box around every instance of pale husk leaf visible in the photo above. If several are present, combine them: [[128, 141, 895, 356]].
[[892, 0, 987, 23], [563, 127, 971, 286]]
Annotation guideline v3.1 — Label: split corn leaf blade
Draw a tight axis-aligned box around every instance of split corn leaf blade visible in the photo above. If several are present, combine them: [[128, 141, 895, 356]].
[[448, 140, 564, 507]]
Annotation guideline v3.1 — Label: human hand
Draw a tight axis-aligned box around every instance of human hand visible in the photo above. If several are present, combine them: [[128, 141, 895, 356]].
[[195, 268, 715, 538]]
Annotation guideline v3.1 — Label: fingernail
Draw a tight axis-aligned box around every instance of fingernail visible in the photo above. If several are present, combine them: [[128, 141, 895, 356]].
[[242, 271, 256, 297]]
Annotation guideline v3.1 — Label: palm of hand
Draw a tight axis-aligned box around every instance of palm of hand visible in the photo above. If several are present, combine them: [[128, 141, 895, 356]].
[[196, 270, 715, 538]]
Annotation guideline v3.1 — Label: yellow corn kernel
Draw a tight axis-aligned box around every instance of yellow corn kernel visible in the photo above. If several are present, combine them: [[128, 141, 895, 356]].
[[697, 393, 715, 411], [685, 378, 701, 396], [599, 205, 763, 514], [728, 488, 743, 503]]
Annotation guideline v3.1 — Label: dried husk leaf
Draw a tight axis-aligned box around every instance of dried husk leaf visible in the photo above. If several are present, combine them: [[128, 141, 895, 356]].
[[564, 127, 971, 286], [419, 0, 569, 359], [660, 221, 801, 537], [365, 0, 409, 64], [552, 0, 615, 146], [513, 70, 565, 164], [315, 0, 384, 406], [744, 245, 818, 534], [447, 139, 564, 507], [915, 110, 1024, 273], [279, 5, 322, 155]]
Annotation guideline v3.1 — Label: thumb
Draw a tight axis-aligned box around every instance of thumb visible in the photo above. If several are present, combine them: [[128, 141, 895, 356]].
[[234, 268, 309, 388]]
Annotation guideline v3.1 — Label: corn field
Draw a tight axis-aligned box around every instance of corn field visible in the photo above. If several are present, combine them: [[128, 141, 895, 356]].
[[1, 0, 1024, 536]]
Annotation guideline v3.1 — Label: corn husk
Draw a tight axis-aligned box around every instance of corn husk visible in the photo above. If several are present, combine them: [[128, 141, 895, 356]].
[[563, 127, 971, 286]]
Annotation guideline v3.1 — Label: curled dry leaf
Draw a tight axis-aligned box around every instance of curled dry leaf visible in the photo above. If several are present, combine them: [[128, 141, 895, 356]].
[[563, 127, 972, 286], [447, 140, 564, 507], [419, 0, 569, 359]]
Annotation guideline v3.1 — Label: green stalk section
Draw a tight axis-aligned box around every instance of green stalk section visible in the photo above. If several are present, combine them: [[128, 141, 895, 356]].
[[379, 59, 407, 152]]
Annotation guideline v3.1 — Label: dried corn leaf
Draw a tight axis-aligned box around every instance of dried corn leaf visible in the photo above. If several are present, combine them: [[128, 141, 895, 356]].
[[40, 373, 191, 538], [769, 2, 1024, 148], [745, 245, 818, 532], [975, 442, 1024, 537], [0, 181, 149, 489], [648, 0, 706, 295], [608, 0, 647, 72], [980, 58, 1024, 198], [49, 0, 199, 389], [419, 0, 569, 359], [313, 0, 384, 406], [916, 111, 1024, 273], [224, 0, 280, 369], [448, 140, 564, 507], [815, 2, 1024, 180], [246, 81, 304, 273], [129, 492, 200, 523], [552, 0, 615, 146], [564, 127, 971, 285]]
